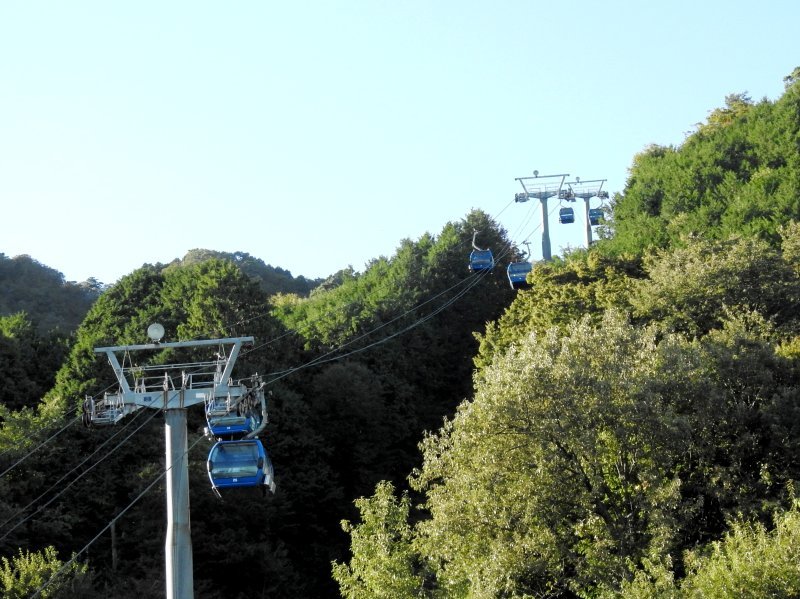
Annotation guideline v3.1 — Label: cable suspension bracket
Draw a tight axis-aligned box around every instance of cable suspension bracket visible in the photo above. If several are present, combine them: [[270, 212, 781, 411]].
[[84, 336, 256, 426]]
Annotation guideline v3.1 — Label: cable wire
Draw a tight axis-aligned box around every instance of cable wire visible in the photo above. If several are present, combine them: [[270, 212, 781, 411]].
[[0, 404, 78, 462], [29, 430, 208, 599], [257, 270, 483, 380], [0, 407, 158, 543], [0, 414, 82, 480], [0, 379, 119, 472], [249, 198, 556, 384], [21, 205, 525, 595]]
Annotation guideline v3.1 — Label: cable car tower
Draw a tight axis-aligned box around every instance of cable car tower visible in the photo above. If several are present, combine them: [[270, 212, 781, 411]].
[[83, 326, 267, 599], [564, 177, 609, 247], [514, 171, 569, 261]]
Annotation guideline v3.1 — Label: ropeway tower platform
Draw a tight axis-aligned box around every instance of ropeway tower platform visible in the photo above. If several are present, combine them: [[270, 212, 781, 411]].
[[84, 328, 266, 599]]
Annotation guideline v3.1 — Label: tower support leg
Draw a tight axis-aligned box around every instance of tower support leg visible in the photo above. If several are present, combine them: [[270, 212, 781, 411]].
[[165, 408, 194, 599], [541, 198, 552, 261], [584, 198, 593, 248]]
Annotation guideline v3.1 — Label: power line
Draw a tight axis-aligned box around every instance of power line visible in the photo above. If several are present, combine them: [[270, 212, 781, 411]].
[[249, 204, 555, 384], [21, 211, 528, 594], [262, 268, 492, 384], [2, 211, 531, 492], [26, 267, 495, 596], [0, 407, 158, 543], [0, 414, 81, 480], [30, 430, 208, 599]]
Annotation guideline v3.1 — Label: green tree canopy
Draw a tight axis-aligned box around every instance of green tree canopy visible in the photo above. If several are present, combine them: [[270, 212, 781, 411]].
[[173, 249, 321, 296], [619, 501, 800, 599], [0, 546, 95, 598], [0, 253, 102, 333], [337, 303, 800, 597], [332, 481, 423, 599], [602, 68, 800, 257]]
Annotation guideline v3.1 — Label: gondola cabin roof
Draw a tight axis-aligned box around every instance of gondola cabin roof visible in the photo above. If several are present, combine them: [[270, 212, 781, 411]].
[[469, 249, 494, 272], [207, 414, 255, 437], [206, 394, 264, 439]]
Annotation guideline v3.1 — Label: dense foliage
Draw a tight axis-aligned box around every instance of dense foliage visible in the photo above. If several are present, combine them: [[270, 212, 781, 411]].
[[333, 70, 800, 598], [174, 248, 322, 296], [619, 500, 800, 598], [0, 253, 102, 333], [0, 545, 96, 598], [0, 211, 517, 597], [0, 254, 99, 417], [602, 71, 800, 256], [0, 313, 70, 412], [3, 70, 800, 598]]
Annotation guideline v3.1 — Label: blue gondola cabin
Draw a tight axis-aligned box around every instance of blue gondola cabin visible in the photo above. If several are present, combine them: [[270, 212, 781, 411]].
[[207, 439, 276, 496], [559, 207, 575, 224], [205, 393, 264, 439], [507, 261, 533, 289], [207, 414, 257, 438], [469, 249, 494, 272], [588, 208, 604, 226]]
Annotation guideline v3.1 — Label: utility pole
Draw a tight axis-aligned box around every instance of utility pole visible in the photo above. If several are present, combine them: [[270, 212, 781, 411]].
[[514, 171, 569, 261], [84, 326, 260, 599], [565, 178, 608, 247]]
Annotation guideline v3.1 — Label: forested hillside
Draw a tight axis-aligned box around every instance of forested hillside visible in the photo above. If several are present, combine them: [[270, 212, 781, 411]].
[[1, 70, 800, 598], [601, 67, 800, 255], [173, 249, 322, 297], [331, 70, 800, 598], [0, 254, 102, 415], [0, 250, 317, 424], [0, 211, 518, 597], [0, 253, 102, 333]]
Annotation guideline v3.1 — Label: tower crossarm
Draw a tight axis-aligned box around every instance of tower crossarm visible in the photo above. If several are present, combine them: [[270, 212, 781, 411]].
[[514, 172, 569, 202], [92, 336, 254, 411], [566, 178, 607, 200]]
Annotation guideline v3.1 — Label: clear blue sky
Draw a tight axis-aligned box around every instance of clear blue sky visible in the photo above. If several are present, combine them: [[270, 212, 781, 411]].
[[1, 1, 798, 285]]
